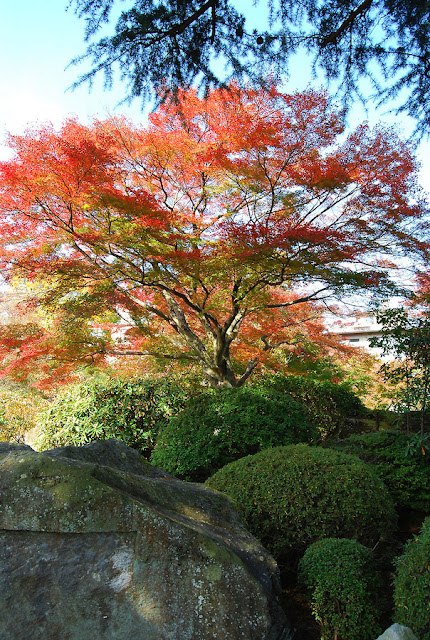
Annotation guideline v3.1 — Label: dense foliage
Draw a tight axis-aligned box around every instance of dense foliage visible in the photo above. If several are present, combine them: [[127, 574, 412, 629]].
[[298, 538, 382, 640], [0, 83, 426, 388], [70, 0, 430, 135], [0, 381, 48, 443], [37, 377, 193, 455], [151, 386, 316, 481], [394, 516, 430, 640], [338, 350, 401, 411], [327, 430, 430, 513], [370, 308, 430, 435], [206, 444, 397, 563], [251, 374, 366, 440]]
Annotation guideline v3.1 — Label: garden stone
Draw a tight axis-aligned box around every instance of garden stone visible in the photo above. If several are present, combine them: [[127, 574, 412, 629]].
[[0, 439, 292, 640], [376, 623, 419, 640]]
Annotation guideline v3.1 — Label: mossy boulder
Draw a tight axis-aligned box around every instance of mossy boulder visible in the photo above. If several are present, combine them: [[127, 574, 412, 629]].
[[0, 440, 291, 640]]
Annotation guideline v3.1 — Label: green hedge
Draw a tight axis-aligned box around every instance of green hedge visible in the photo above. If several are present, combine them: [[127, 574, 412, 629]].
[[394, 516, 430, 640], [37, 377, 193, 456], [327, 431, 430, 512], [151, 387, 316, 481], [251, 374, 366, 440], [298, 538, 382, 640], [206, 444, 397, 563]]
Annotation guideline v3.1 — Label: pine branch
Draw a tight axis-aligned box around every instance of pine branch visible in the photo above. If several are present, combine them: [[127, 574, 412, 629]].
[[320, 0, 374, 47]]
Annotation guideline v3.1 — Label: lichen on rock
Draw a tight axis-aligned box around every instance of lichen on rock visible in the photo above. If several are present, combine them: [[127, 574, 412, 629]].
[[0, 439, 291, 640]]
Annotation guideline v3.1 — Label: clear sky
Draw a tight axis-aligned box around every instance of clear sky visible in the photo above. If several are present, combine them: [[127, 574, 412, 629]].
[[1, 0, 429, 192]]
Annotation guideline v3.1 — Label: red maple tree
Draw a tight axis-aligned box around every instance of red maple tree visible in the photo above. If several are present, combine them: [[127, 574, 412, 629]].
[[0, 83, 427, 387]]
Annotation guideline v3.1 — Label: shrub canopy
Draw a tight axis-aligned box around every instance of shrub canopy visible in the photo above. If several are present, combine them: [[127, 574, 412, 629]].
[[394, 516, 430, 640], [251, 374, 366, 440], [151, 386, 316, 481], [206, 444, 397, 562], [37, 377, 192, 455], [298, 538, 382, 640], [328, 430, 430, 512]]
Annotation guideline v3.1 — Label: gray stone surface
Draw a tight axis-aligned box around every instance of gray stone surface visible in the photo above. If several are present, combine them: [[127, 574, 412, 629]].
[[0, 439, 291, 640], [376, 623, 420, 640]]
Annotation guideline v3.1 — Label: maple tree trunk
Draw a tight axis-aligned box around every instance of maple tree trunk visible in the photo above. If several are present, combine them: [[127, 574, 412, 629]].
[[203, 368, 238, 388], [200, 344, 244, 388], [161, 291, 257, 388], [199, 354, 259, 388]]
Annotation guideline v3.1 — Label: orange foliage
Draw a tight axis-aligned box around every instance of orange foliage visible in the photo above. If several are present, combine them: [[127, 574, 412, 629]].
[[0, 83, 427, 388]]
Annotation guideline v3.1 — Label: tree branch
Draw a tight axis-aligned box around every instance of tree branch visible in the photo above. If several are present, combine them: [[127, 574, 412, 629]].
[[237, 358, 260, 387], [162, 290, 211, 363], [104, 349, 198, 361], [130, 0, 216, 48], [265, 288, 331, 308], [211, 0, 216, 44], [320, 0, 374, 47]]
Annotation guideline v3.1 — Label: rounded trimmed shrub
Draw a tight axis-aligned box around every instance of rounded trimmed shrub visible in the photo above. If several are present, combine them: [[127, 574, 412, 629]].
[[206, 444, 397, 562], [327, 431, 430, 512], [37, 377, 193, 456], [394, 516, 430, 640], [251, 374, 366, 440], [298, 538, 382, 640], [151, 387, 316, 481]]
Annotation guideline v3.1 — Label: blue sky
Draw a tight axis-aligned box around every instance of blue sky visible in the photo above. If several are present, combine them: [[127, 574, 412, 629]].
[[0, 1, 148, 137], [1, 0, 429, 192]]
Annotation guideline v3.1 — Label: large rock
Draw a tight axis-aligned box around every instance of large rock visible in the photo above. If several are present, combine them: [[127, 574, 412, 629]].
[[376, 624, 419, 640], [0, 439, 291, 640]]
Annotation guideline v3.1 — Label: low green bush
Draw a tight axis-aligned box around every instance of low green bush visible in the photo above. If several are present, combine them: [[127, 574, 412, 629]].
[[327, 431, 430, 512], [206, 444, 397, 564], [394, 516, 430, 640], [298, 538, 382, 640], [251, 374, 366, 440], [151, 387, 316, 481], [37, 377, 193, 456]]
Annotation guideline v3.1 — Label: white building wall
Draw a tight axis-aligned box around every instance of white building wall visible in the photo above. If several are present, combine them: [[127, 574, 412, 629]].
[[328, 314, 387, 359]]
